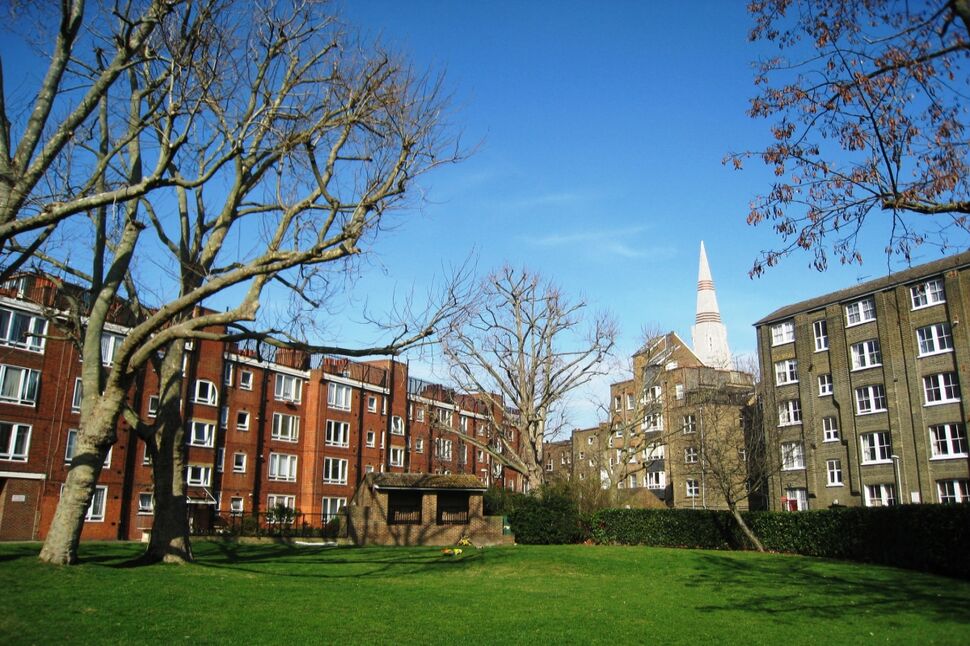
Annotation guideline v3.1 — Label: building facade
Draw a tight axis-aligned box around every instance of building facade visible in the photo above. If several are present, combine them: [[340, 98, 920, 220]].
[[0, 275, 523, 541], [755, 250, 970, 511]]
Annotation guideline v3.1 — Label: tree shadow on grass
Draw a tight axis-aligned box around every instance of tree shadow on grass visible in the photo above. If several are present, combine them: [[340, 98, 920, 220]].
[[687, 552, 970, 626], [189, 542, 510, 579]]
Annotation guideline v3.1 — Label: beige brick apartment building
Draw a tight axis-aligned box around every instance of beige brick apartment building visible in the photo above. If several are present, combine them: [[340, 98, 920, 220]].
[[755, 250, 970, 510]]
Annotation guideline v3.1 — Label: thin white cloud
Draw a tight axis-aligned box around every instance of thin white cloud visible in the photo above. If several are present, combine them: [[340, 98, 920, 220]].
[[519, 225, 677, 262], [502, 191, 587, 209]]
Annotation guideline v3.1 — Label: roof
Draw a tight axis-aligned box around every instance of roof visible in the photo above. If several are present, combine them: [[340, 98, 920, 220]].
[[367, 473, 486, 491], [754, 249, 970, 326]]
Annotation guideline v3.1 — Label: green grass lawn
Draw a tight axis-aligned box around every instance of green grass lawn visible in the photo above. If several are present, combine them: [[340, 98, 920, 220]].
[[2, 541, 969, 645]]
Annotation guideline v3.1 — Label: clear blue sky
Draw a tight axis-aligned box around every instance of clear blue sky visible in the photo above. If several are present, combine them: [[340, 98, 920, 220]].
[[331, 1, 919, 426]]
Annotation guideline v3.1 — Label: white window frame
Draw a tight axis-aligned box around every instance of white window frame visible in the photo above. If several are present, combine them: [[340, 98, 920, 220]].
[[435, 438, 453, 460], [916, 323, 953, 357], [845, 296, 876, 327], [860, 431, 892, 464], [0, 421, 31, 461], [817, 374, 833, 396], [685, 479, 700, 498], [822, 416, 839, 442], [850, 339, 882, 371], [390, 446, 405, 467], [781, 441, 805, 470], [923, 372, 961, 406], [64, 429, 112, 466], [271, 413, 299, 442], [266, 494, 295, 510], [784, 488, 809, 511], [233, 452, 247, 473], [777, 399, 802, 426], [321, 496, 347, 520], [187, 420, 215, 447], [327, 382, 351, 411], [684, 446, 698, 464], [0, 364, 39, 406], [137, 492, 154, 515], [186, 465, 212, 486], [645, 471, 666, 490], [322, 457, 348, 484], [626, 393, 635, 410], [911, 278, 945, 309], [147, 395, 159, 417], [855, 384, 888, 415], [415, 438, 424, 453], [771, 320, 795, 346], [72, 378, 83, 412], [937, 479, 970, 504], [193, 380, 218, 406], [239, 370, 254, 391], [929, 423, 968, 459], [325, 420, 350, 447], [682, 415, 696, 434], [674, 383, 684, 400], [0, 306, 47, 352], [86, 485, 107, 521], [230, 497, 244, 515], [365, 431, 375, 447], [774, 359, 798, 385], [274, 373, 303, 403], [813, 319, 828, 351], [100, 332, 125, 367], [826, 459, 843, 486], [268, 453, 298, 482], [864, 483, 896, 507], [236, 410, 250, 432], [391, 416, 404, 435]]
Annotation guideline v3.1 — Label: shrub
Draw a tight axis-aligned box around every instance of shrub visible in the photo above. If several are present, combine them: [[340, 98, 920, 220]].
[[484, 486, 523, 516], [508, 482, 585, 544]]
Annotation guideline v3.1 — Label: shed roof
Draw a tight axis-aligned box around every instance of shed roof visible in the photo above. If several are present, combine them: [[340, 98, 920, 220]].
[[367, 473, 486, 491]]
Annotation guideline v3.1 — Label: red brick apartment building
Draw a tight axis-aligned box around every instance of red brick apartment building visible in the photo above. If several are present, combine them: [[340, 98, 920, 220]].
[[0, 275, 522, 541]]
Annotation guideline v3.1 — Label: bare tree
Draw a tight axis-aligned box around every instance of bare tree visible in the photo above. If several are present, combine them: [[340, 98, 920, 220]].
[[26, 0, 462, 565], [730, 0, 970, 275], [441, 267, 616, 490]]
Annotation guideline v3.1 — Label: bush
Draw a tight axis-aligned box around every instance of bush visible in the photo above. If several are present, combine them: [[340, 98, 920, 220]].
[[483, 486, 523, 516], [590, 504, 970, 578], [507, 482, 585, 544]]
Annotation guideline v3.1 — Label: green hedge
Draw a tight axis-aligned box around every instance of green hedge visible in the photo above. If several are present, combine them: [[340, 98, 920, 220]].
[[591, 505, 970, 579], [507, 484, 584, 545]]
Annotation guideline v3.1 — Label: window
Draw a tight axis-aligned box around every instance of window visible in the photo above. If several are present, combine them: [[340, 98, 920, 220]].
[[326, 420, 350, 447], [643, 443, 664, 462], [850, 339, 882, 370], [436, 438, 453, 460], [365, 431, 375, 447], [937, 479, 970, 504], [781, 442, 805, 470], [84, 485, 107, 521], [855, 385, 888, 415], [646, 471, 666, 489], [626, 393, 635, 410], [239, 370, 253, 390], [864, 483, 896, 507], [911, 278, 945, 309], [71, 378, 83, 412], [367, 395, 377, 412], [774, 359, 798, 385], [236, 410, 250, 431], [216, 447, 225, 472], [187, 421, 215, 447], [230, 497, 244, 515], [271, 413, 299, 442], [613, 395, 621, 411], [822, 416, 839, 442], [0, 364, 39, 405], [219, 406, 229, 429], [642, 413, 663, 432], [0, 307, 47, 352], [845, 296, 876, 326], [266, 494, 295, 510], [391, 416, 404, 435], [929, 423, 967, 458], [233, 452, 247, 473], [923, 372, 960, 405], [268, 453, 298, 481], [684, 446, 698, 464], [416, 407, 425, 422], [771, 320, 795, 345], [390, 447, 405, 467], [682, 415, 696, 434], [435, 408, 453, 426], [778, 399, 802, 426], [323, 457, 348, 484], [916, 323, 953, 356], [826, 459, 843, 486], [223, 363, 233, 386], [813, 319, 828, 351], [274, 374, 302, 403], [675, 383, 684, 400], [860, 431, 892, 464], [186, 465, 212, 486], [818, 374, 833, 396], [686, 479, 700, 498], [0, 422, 30, 461], [137, 493, 154, 515], [193, 380, 218, 405], [322, 497, 346, 521], [415, 438, 424, 453], [147, 395, 159, 417], [64, 429, 111, 466], [100, 332, 124, 366], [645, 385, 662, 402], [784, 488, 808, 511], [327, 382, 351, 410]]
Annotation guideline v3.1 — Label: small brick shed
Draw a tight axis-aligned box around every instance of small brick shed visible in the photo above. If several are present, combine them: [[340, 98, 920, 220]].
[[347, 473, 510, 546]]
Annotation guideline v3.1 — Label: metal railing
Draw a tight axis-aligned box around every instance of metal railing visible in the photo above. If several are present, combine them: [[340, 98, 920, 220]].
[[190, 510, 347, 539]]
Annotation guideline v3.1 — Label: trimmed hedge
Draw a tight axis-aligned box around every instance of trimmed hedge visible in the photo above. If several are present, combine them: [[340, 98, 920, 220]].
[[507, 485, 584, 545], [591, 505, 970, 579]]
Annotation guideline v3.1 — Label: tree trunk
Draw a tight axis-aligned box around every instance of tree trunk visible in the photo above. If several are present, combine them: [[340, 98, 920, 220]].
[[38, 407, 119, 565], [729, 504, 764, 552], [142, 341, 193, 564]]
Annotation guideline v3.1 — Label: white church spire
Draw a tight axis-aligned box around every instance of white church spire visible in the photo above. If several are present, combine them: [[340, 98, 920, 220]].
[[691, 241, 732, 368]]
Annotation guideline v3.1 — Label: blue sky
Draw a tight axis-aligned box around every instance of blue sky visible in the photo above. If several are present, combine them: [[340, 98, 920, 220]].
[[330, 1, 918, 426]]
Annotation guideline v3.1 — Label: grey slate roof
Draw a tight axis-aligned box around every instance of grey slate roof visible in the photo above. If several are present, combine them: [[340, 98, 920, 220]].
[[754, 250, 970, 326]]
